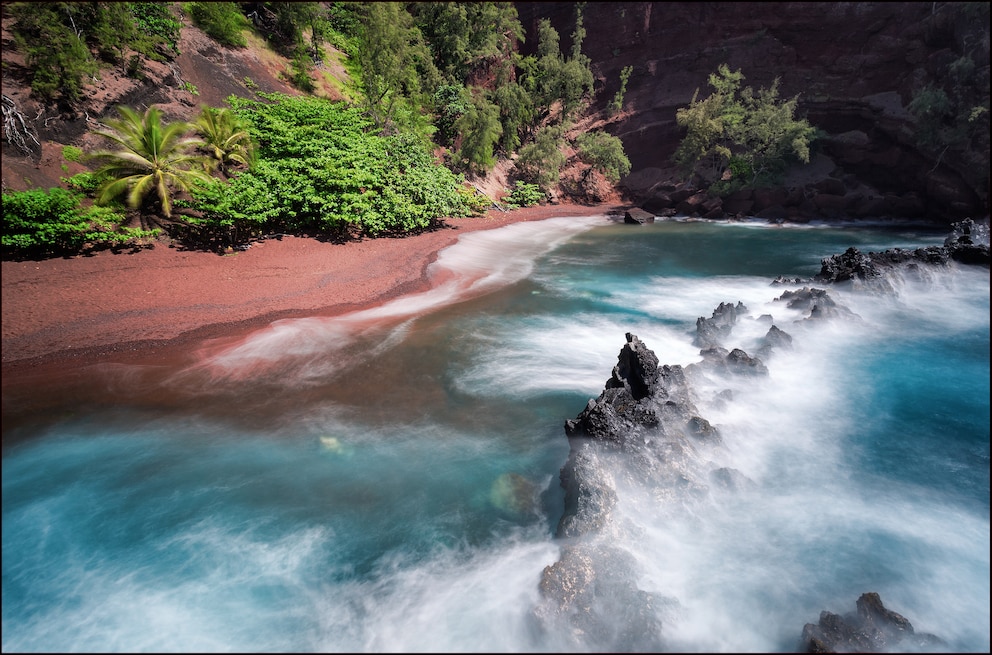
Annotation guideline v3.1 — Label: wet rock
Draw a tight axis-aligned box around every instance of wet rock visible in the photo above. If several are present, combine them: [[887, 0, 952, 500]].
[[534, 543, 673, 652], [696, 346, 769, 376], [774, 287, 861, 322], [800, 592, 946, 652], [694, 301, 747, 348], [624, 207, 655, 224]]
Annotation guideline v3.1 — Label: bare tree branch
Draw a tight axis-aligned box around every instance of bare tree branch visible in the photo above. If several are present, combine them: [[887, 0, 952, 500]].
[[2, 94, 41, 154]]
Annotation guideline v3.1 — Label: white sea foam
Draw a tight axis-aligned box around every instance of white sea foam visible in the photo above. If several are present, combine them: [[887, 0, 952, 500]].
[[176, 215, 607, 386]]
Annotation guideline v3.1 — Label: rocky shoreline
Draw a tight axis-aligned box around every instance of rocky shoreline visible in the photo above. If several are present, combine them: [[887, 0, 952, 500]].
[[534, 218, 988, 650]]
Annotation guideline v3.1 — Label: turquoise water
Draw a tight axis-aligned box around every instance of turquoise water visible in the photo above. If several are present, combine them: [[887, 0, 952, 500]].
[[3, 217, 989, 652]]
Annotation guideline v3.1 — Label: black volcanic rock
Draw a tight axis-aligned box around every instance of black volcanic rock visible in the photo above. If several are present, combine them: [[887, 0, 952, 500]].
[[800, 592, 946, 653], [774, 287, 861, 322], [624, 207, 656, 224], [695, 301, 748, 348], [557, 333, 712, 537]]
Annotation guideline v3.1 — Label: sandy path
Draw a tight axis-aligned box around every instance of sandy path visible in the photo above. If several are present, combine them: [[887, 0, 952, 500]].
[[2, 204, 619, 377]]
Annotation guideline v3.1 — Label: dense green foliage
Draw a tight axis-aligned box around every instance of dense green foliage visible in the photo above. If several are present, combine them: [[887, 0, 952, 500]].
[[411, 2, 523, 85], [673, 64, 815, 190], [185, 1, 248, 48], [126, 2, 182, 58], [193, 106, 256, 174], [7, 2, 181, 103], [516, 124, 567, 190], [88, 106, 211, 218], [576, 131, 631, 183], [2, 187, 158, 258], [453, 93, 502, 174], [4, 1, 633, 259], [502, 181, 543, 208], [183, 94, 473, 243]]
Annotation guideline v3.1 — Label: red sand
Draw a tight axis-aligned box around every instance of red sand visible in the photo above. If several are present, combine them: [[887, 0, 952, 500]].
[[2, 203, 619, 380]]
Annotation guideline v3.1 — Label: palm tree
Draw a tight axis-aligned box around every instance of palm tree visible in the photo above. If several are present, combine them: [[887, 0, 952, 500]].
[[88, 105, 211, 218], [193, 106, 256, 175]]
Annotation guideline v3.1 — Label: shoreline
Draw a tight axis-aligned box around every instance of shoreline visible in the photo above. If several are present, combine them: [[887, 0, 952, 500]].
[[2, 203, 620, 383]]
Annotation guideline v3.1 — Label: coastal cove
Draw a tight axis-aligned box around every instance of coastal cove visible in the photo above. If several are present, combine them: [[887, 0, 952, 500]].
[[2, 209, 988, 652]]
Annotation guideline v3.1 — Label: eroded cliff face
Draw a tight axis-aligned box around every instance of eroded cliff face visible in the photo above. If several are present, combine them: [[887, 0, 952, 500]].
[[3, 3, 987, 223], [517, 1, 990, 223]]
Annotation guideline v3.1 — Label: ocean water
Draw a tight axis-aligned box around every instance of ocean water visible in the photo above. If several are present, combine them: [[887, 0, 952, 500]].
[[2, 216, 989, 652]]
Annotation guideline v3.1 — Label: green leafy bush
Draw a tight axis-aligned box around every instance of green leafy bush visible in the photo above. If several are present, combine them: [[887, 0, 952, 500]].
[[188, 94, 472, 241], [673, 64, 815, 186], [62, 171, 111, 196], [2, 187, 156, 258], [516, 124, 566, 190], [503, 181, 543, 208], [127, 2, 182, 60], [575, 130, 631, 182]]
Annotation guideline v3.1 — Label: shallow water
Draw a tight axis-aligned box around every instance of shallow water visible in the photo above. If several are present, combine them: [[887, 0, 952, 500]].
[[3, 216, 989, 652]]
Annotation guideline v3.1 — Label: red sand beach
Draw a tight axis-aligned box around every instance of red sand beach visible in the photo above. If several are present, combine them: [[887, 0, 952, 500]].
[[2, 203, 619, 382]]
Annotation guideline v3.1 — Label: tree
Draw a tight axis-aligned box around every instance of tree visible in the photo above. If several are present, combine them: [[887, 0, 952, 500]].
[[411, 2, 523, 84], [88, 106, 211, 218], [516, 6, 594, 131], [673, 64, 815, 187], [454, 91, 502, 174], [516, 124, 566, 190], [354, 2, 435, 132], [8, 2, 99, 103], [193, 106, 256, 175], [608, 65, 633, 116], [576, 131, 631, 183]]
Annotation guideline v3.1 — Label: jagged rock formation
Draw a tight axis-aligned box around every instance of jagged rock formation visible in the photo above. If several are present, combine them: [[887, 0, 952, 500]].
[[800, 592, 946, 653], [537, 221, 988, 648], [814, 220, 991, 291]]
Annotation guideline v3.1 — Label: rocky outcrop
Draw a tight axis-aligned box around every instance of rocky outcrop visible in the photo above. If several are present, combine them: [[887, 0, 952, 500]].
[[813, 221, 990, 291], [536, 222, 987, 649], [800, 592, 946, 653]]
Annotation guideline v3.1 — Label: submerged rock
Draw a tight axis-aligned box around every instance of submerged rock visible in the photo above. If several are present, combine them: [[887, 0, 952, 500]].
[[800, 592, 946, 653], [774, 286, 861, 322], [488, 472, 540, 520]]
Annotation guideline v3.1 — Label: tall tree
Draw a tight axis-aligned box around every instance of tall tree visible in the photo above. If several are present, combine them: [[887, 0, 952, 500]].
[[454, 91, 502, 174], [576, 131, 631, 183], [88, 106, 211, 218], [674, 64, 815, 186], [412, 2, 523, 84], [355, 2, 434, 132]]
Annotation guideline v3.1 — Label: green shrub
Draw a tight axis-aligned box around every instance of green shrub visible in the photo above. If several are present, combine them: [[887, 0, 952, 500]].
[[455, 185, 493, 216], [127, 2, 182, 60], [62, 145, 84, 163], [187, 94, 472, 241], [186, 2, 248, 48], [503, 181, 543, 208], [515, 125, 566, 190], [2, 187, 156, 258], [62, 171, 111, 196]]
